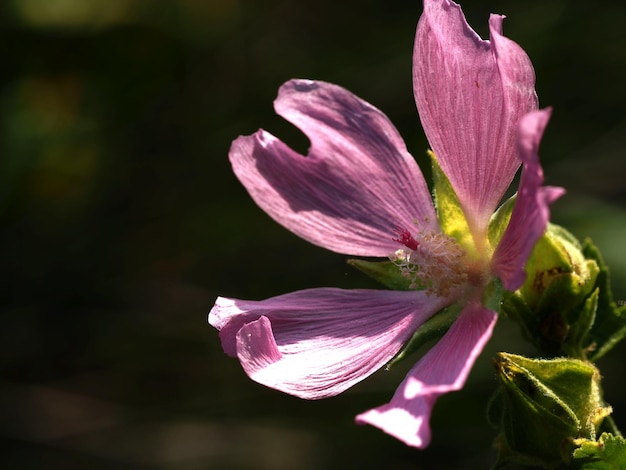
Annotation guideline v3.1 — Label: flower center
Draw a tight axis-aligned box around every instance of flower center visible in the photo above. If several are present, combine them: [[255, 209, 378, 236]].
[[391, 226, 468, 297]]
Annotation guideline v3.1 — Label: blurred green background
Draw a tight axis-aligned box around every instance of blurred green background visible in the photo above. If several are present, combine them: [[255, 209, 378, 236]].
[[0, 0, 624, 468]]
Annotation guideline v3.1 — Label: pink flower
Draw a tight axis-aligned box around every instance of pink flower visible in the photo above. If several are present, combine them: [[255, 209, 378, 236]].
[[209, 0, 564, 448]]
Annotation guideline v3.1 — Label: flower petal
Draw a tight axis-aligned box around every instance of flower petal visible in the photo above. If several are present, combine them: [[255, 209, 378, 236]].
[[209, 287, 452, 399], [230, 79, 437, 257], [492, 109, 565, 291], [355, 302, 497, 448], [413, 0, 538, 237]]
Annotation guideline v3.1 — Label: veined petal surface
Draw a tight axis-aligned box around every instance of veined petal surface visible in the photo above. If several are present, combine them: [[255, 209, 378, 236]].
[[230, 79, 437, 258], [413, 0, 537, 238], [492, 109, 565, 291], [355, 302, 497, 447], [209, 288, 452, 399]]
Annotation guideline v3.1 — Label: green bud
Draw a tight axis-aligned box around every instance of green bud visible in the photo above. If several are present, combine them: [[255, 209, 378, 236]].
[[490, 353, 612, 469], [520, 224, 598, 312], [501, 224, 601, 358]]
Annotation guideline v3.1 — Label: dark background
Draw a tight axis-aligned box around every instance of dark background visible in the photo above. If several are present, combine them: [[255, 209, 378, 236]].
[[0, 0, 625, 468]]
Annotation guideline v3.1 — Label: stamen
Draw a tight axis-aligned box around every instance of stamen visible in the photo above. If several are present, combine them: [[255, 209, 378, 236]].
[[392, 227, 419, 251], [391, 226, 468, 297]]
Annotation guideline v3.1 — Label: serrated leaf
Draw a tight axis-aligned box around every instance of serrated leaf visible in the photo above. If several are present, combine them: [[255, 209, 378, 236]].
[[429, 151, 475, 255], [572, 433, 626, 469], [347, 258, 413, 291], [385, 304, 460, 370]]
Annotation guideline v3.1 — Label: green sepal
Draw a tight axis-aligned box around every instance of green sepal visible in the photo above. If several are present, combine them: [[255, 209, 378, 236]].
[[483, 277, 504, 313], [582, 240, 626, 362], [561, 289, 599, 358], [500, 289, 538, 341], [429, 151, 475, 255], [346, 258, 414, 291], [385, 304, 460, 370], [572, 433, 626, 469], [488, 193, 517, 249], [491, 353, 612, 469]]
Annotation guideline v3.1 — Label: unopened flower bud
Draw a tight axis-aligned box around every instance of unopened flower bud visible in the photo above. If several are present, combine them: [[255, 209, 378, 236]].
[[501, 224, 600, 357], [489, 353, 612, 468]]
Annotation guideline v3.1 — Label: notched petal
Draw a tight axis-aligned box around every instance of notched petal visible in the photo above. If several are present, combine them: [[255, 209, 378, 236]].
[[230, 79, 437, 257]]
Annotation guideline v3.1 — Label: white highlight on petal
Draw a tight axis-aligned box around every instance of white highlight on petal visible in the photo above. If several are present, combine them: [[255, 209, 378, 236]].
[[209, 288, 454, 400]]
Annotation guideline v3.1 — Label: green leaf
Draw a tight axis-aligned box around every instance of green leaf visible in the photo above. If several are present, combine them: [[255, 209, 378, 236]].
[[347, 258, 413, 291], [385, 304, 460, 370], [572, 433, 626, 469], [429, 151, 475, 255], [583, 240, 626, 362]]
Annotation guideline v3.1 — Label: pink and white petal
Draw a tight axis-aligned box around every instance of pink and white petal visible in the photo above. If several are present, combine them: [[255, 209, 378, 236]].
[[230, 79, 437, 258], [356, 302, 497, 448], [209, 287, 452, 399], [413, 0, 538, 238], [492, 109, 565, 291]]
